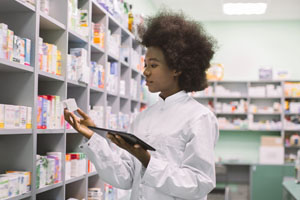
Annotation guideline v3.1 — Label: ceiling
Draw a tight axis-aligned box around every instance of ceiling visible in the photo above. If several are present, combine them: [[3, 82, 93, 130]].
[[150, 0, 300, 21]]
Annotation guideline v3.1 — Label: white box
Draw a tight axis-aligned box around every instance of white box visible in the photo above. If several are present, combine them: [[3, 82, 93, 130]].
[[259, 146, 284, 164], [0, 104, 4, 129], [19, 106, 27, 129], [26, 107, 32, 129], [259, 136, 284, 164], [4, 105, 15, 129], [0, 23, 8, 59], [62, 98, 78, 112]]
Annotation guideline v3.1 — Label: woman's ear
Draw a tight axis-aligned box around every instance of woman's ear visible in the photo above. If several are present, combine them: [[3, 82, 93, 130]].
[[173, 70, 182, 76]]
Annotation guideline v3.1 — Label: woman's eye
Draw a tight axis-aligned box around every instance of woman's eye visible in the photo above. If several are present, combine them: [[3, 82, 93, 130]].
[[151, 64, 157, 68]]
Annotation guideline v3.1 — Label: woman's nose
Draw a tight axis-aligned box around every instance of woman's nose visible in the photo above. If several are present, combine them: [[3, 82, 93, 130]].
[[143, 68, 150, 76]]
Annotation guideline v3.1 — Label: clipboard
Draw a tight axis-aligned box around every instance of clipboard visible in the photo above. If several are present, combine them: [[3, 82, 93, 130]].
[[87, 126, 156, 151]]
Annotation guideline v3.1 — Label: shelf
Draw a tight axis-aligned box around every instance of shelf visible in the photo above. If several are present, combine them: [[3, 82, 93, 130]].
[[91, 43, 105, 54], [285, 145, 300, 149], [36, 182, 63, 194], [92, 0, 134, 39], [40, 11, 66, 30], [120, 95, 130, 100], [90, 86, 105, 93], [108, 53, 119, 61], [249, 80, 282, 84], [88, 171, 98, 177], [220, 129, 249, 131], [192, 96, 214, 99], [121, 27, 135, 39], [65, 175, 86, 184], [285, 113, 300, 115], [141, 100, 147, 104], [216, 80, 248, 84], [107, 90, 118, 97], [68, 29, 88, 43], [67, 80, 88, 88], [249, 96, 281, 99], [284, 96, 300, 99], [39, 70, 64, 82], [91, 0, 106, 15], [66, 129, 77, 134], [216, 96, 248, 99], [0, 0, 35, 13], [131, 98, 139, 103], [121, 60, 130, 68], [0, 58, 34, 73], [37, 129, 64, 134], [6, 191, 32, 200], [284, 129, 300, 132], [216, 112, 247, 115], [249, 129, 282, 132], [131, 67, 140, 74], [219, 129, 281, 132], [251, 113, 282, 116], [0, 129, 32, 135]]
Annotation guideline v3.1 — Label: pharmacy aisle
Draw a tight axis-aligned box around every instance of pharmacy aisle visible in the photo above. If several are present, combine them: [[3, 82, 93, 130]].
[[0, 0, 148, 199]]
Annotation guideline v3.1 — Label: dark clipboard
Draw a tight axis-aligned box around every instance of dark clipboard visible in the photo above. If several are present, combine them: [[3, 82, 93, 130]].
[[87, 126, 156, 151]]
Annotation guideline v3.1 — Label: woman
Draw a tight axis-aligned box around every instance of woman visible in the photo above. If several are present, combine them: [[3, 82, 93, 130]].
[[64, 10, 219, 200]]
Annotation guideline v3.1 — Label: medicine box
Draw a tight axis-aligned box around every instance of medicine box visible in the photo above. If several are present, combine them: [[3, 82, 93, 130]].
[[259, 136, 284, 164]]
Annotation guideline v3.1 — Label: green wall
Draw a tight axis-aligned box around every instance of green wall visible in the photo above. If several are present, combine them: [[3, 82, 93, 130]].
[[126, 0, 157, 16], [203, 20, 300, 80], [215, 131, 281, 163]]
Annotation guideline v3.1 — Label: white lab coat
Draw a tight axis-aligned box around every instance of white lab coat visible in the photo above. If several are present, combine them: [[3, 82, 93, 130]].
[[80, 91, 219, 200]]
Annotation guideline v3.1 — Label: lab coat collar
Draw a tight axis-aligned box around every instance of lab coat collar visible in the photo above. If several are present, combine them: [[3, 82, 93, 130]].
[[158, 90, 187, 105]]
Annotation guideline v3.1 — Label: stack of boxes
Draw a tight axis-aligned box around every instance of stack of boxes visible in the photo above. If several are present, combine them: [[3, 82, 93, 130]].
[[106, 62, 118, 94], [0, 104, 32, 129], [38, 37, 62, 76], [0, 23, 31, 66], [65, 153, 87, 180], [67, 48, 89, 84], [68, 0, 89, 38], [89, 106, 105, 128], [107, 31, 120, 58], [0, 171, 31, 199], [90, 61, 105, 89], [91, 22, 105, 49], [37, 95, 64, 129], [36, 152, 62, 189]]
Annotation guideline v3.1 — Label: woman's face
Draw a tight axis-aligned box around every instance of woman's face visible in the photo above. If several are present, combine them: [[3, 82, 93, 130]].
[[143, 46, 181, 98]]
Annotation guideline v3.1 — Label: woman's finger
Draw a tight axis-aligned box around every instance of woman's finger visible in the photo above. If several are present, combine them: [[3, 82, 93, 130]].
[[108, 134, 121, 147], [64, 109, 74, 126], [77, 108, 89, 120], [115, 135, 133, 150], [70, 112, 80, 130]]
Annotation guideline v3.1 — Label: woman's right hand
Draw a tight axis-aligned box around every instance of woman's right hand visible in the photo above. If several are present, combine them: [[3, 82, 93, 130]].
[[64, 108, 95, 139]]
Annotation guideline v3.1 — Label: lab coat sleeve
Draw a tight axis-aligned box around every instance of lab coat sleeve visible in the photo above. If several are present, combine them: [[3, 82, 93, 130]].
[[80, 133, 135, 189], [141, 113, 219, 199]]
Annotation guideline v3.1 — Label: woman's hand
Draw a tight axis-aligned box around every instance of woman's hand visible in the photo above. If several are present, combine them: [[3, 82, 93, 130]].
[[64, 108, 95, 139], [107, 134, 151, 168]]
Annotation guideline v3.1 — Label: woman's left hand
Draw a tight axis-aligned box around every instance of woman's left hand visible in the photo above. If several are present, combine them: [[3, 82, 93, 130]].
[[107, 133, 151, 168]]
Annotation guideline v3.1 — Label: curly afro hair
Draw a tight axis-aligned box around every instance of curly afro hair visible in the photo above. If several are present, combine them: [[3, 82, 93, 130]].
[[139, 10, 216, 92]]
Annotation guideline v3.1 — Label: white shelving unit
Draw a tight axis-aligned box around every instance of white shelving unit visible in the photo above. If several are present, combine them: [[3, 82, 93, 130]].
[[192, 80, 300, 163], [0, 0, 147, 199]]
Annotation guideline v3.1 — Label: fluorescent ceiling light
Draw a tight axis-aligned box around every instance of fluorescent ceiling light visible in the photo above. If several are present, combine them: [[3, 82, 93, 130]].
[[223, 2, 267, 15]]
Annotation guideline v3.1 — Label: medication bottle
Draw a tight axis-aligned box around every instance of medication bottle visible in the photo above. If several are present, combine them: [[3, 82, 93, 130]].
[[128, 4, 133, 32]]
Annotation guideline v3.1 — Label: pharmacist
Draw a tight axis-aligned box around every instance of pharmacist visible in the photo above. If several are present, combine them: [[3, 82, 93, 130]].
[[64, 10, 219, 200]]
